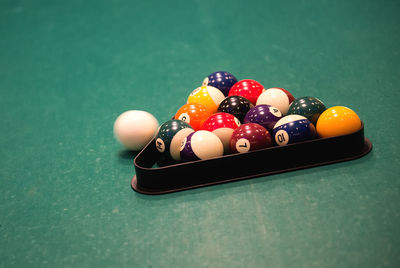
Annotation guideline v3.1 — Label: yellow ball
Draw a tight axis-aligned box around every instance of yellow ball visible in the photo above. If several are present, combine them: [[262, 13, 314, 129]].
[[316, 106, 362, 138], [187, 86, 225, 113]]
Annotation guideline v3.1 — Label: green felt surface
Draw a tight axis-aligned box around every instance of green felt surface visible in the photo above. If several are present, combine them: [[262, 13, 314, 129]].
[[1, 0, 400, 267]]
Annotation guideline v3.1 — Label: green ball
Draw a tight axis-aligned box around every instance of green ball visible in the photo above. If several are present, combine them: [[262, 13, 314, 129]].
[[287, 97, 326, 125], [155, 120, 194, 161]]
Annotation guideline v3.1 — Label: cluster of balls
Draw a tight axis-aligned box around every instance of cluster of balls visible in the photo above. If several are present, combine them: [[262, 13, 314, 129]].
[[114, 71, 362, 164]]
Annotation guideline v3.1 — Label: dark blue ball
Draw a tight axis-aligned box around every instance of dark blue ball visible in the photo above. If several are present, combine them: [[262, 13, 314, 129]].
[[272, 115, 316, 146], [203, 71, 238, 96]]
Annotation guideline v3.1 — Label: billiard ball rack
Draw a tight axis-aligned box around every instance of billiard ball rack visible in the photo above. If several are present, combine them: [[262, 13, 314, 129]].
[[131, 123, 372, 195]]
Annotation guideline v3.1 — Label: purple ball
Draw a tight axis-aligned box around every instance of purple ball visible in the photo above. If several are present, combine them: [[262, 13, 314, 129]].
[[180, 132, 200, 162], [244, 104, 283, 131], [180, 130, 224, 162]]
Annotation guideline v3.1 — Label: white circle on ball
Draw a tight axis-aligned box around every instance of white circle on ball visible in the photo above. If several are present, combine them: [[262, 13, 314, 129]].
[[236, 138, 251, 153], [275, 129, 289, 146], [113, 110, 159, 151], [189, 87, 202, 96], [269, 106, 282, 117], [180, 136, 187, 151], [155, 138, 165, 153], [202, 77, 209, 86], [234, 117, 241, 127], [178, 113, 190, 124]]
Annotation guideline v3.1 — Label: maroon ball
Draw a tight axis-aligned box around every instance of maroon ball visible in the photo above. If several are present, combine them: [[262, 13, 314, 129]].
[[243, 104, 283, 131], [230, 123, 273, 153]]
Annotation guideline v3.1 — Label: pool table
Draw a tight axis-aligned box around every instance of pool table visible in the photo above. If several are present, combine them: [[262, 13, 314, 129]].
[[1, 0, 399, 267]]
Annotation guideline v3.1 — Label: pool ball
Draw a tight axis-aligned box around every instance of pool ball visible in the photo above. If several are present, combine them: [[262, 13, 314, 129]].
[[230, 123, 273, 153], [113, 110, 159, 151], [180, 130, 224, 162], [202, 112, 241, 153], [202, 71, 238, 96], [316, 106, 362, 138], [228, 79, 265, 105], [187, 85, 225, 113], [155, 120, 194, 161], [256, 87, 295, 115], [287, 96, 326, 125], [243, 104, 283, 131], [217, 95, 253, 123], [272, 115, 316, 146], [175, 103, 213, 131]]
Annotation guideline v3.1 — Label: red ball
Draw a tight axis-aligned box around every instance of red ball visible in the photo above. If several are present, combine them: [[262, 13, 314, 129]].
[[279, 88, 295, 103], [230, 123, 273, 153], [202, 112, 241, 153], [228, 79, 265, 106]]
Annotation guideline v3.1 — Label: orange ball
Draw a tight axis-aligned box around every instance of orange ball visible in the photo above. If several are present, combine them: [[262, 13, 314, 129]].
[[174, 103, 213, 131], [316, 106, 362, 138]]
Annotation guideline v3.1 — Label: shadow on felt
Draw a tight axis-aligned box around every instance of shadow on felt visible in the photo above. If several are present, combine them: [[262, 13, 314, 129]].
[[117, 149, 140, 165]]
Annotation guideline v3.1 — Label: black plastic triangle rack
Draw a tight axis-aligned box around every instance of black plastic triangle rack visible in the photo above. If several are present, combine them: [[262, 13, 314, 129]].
[[131, 123, 372, 195]]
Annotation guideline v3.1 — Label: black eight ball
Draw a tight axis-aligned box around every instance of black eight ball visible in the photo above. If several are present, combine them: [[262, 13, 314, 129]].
[[218, 95, 253, 123]]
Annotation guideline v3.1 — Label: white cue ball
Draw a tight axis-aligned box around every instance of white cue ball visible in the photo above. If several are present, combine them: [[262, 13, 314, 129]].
[[113, 110, 159, 151]]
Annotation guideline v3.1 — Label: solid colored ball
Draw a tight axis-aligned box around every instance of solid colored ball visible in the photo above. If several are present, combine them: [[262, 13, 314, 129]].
[[316, 106, 362, 138], [243, 104, 283, 131], [175, 103, 213, 131], [256, 87, 295, 115], [180, 130, 224, 162], [187, 85, 225, 113], [202, 71, 238, 96], [113, 110, 159, 151], [155, 120, 194, 161], [202, 112, 241, 153], [272, 115, 316, 146], [287, 96, 326, 125], [230, 123, 273, 153], [228, 79, 265, 105], [218, 95, 253, 123]]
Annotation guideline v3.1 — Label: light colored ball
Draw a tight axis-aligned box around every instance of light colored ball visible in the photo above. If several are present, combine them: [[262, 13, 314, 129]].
[[256, 87, 294, 115], [113, 110, 159, 151], [180, 130, 224, 161]]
